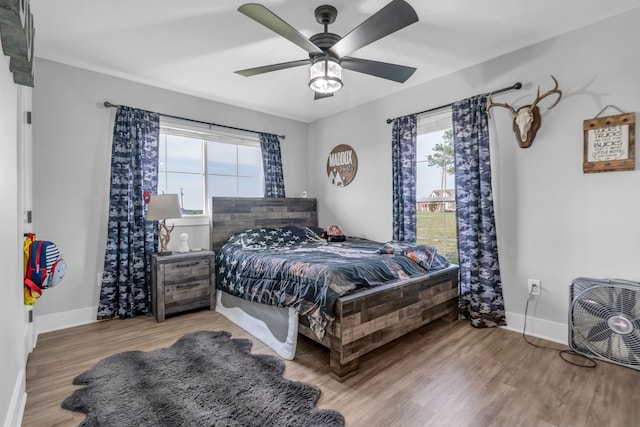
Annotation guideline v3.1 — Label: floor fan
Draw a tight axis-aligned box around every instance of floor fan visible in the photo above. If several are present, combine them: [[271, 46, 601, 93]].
[[569, 277, 640, 369]]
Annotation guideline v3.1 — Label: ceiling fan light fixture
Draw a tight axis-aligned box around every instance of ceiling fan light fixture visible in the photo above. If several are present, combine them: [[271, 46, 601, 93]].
[[309, 56, 343, 94]]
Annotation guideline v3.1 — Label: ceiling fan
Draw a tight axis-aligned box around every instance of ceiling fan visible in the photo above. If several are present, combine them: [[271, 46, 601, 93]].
[[235, 0, 419, 100]]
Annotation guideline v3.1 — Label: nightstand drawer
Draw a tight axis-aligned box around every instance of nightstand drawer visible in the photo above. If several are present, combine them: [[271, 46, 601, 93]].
[[163, 258, 211, 284], [165, 279, 210, 303], [165, 285, 211, 315]]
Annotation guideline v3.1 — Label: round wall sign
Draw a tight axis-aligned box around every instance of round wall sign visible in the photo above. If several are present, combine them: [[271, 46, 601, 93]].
[[326, 144, 358, 187]]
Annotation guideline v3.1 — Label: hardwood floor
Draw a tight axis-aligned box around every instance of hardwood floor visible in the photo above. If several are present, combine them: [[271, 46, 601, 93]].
[[23, 310, 640, 427]]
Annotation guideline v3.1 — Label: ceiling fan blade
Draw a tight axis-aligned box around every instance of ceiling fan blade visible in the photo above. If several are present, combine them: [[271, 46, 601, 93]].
[[238, 3, 323, 55], [341, 57, 416, 83], [329, 0, 418, 59], [235, 59, 310, 77], [314, 92, 334, 100]]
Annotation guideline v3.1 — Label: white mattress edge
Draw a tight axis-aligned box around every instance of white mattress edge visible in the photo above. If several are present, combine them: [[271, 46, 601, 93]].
[[215, 291, 298, 360]]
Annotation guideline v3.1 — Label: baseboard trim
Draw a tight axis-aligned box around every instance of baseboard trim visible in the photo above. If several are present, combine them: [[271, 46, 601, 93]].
[[503, 311, 568, 345], [24, 305, 37, 358], [36, 306, 98, 334], [34, 307, 569, 345], [4, 368, 26, 427]]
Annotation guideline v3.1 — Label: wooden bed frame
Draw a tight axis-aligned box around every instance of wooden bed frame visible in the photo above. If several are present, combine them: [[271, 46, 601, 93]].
[[211, 197, 459, 381]]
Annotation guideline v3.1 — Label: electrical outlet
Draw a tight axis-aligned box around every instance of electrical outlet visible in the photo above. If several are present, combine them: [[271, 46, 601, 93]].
[[528, 279, 541, 296]]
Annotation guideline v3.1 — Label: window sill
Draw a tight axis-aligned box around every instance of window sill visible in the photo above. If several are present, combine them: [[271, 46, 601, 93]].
[[167, 215, 209, 227]]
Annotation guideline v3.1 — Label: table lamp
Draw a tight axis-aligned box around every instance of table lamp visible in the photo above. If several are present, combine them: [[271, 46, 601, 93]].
[[146, 194, 182, 255]]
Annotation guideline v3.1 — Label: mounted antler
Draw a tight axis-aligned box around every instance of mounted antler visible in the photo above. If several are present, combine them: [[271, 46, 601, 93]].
[[487, 75, 563, 148]]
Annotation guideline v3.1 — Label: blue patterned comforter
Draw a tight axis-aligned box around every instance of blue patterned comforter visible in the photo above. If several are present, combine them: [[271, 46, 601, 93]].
[[216, 226, 450, 337]]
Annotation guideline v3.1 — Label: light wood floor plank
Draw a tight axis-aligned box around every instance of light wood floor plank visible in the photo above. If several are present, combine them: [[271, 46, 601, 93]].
[[23, 310, 640, 427]]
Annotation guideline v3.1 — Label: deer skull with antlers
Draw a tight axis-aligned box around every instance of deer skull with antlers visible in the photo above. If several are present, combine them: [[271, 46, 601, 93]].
[[486, 75, 562, 148]]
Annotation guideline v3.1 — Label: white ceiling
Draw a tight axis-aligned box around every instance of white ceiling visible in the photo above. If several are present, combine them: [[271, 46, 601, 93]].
[[30, 0, 640, 123]]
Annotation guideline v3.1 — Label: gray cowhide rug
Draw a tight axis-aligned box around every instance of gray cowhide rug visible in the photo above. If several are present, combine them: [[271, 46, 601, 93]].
[[61, 330, 344, 427]]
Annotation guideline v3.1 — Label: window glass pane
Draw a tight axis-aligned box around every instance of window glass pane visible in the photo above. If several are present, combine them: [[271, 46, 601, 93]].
[[158, 135, 167, 173], [166, 135, 202, 173], [157, 171, 167, 195], [416, 215, 458, 263], [238, 176, 263, 197], [416, 162, 433, 199], [166, 172, 203, 215], [207, 141, 237, 175], [416, 131, 455, 197], [238, 145, 263, 177], [208, 175, 238, 198]]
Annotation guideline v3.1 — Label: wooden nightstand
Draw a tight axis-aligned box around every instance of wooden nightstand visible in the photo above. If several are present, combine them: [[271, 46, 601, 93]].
[[150, 250, 216, 322]]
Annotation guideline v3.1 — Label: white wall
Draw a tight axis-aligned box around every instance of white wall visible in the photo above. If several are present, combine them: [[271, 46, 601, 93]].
[[32, 58, 310, 332], [0, 56, 28, 427], [308, 9, 640, 343]]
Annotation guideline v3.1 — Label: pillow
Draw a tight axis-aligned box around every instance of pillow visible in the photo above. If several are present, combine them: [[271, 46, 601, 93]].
[[307, 226, 325, 237], [429, 251, 451, 271], [376, 240, 416, 254], [233, 226, 327, 250], [401, 245, 438, 270]]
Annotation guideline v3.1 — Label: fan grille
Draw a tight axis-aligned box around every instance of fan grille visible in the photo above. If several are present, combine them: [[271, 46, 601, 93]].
[[570, 278, 640, 369]]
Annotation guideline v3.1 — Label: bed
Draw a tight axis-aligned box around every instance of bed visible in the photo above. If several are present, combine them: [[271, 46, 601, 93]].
[[211, 197, 459, 381]]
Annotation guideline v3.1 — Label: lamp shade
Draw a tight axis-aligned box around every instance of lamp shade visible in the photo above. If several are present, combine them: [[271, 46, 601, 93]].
[[146, 194, 182, 220], [309, 56, 343, 94]]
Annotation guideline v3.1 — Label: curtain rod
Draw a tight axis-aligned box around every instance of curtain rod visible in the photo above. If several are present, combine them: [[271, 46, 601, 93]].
[[103, 101, 285, 140], [385, 82, 523, 124]]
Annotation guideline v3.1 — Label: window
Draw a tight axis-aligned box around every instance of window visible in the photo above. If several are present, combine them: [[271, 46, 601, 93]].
[[158, 118, 264, 215], [416, 110, 458, 264]]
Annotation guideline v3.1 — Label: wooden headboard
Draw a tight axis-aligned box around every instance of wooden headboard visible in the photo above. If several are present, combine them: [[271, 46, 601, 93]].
[[210, 197, 318, 251]]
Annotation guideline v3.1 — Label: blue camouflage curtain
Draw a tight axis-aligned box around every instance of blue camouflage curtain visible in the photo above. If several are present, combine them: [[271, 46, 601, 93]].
[[451, 95, 506, 327], [391, 114, 417, 241], [98, 106, 160, 319], [260, 133, 286, 198]]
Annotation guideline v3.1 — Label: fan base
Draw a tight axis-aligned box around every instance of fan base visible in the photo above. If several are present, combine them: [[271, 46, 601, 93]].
[[315, 5, 337, 25], [309, 32, 341, 51]]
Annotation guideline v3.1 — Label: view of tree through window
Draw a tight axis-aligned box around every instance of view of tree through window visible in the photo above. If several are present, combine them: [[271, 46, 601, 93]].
[[158, 122, 263, 215], [416, 112, 457, 264]]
